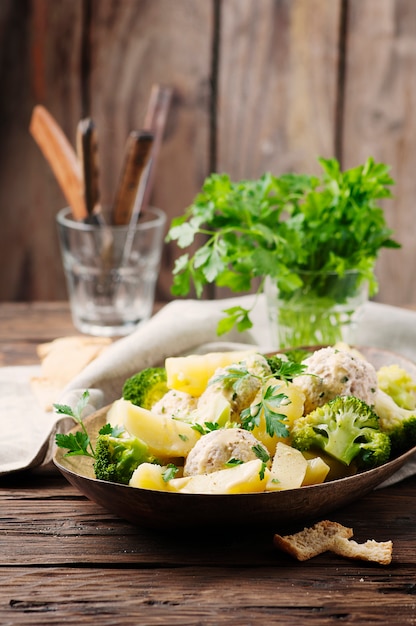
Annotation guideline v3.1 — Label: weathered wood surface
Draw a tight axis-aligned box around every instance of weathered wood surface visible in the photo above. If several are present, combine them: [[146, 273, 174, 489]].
[[342, 0, 416, 306], [218, 0, 341, 177], [1, 0, 416, 307], [1, 459, 416, 624], [0, 0, 211, 303], [1, 469, 415, 566], [0, 302, 77, 365], [0, 300, 164, 365], [1, 300, 416, 624]]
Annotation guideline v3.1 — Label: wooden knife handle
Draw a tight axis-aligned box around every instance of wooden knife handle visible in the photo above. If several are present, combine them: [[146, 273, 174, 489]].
[[29, 105, 87, 221], [76, 117, 100, 216], [112, 130, 154, 226]]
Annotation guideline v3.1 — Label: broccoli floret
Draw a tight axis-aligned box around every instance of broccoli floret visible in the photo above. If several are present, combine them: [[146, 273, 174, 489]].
[[374, 389, 416, 455], [291, 395, 391, 470], [94, 432, 157, 484], [377, 364, 416, 410], [122, 367, 168, 409]]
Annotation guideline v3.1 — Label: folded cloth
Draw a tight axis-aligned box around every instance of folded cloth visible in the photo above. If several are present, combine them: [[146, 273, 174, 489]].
[[63, 295, 269, 405], [0, 295, 265, 476], [1, 295, 416, 484]]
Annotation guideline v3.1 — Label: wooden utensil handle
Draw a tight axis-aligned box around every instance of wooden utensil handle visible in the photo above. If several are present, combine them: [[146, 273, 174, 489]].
[[76, 118, 100, 216], [112, 130, 154, 226], [29, 105, 88, 221]]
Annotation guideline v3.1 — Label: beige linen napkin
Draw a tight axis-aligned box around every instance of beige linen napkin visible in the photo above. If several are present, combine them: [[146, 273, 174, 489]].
[[1, 295, 416, 484], [0, 295, 265, 476], [62, 295, 269, 406]]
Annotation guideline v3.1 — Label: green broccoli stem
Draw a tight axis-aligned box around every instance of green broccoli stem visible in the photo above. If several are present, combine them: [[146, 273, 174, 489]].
[[322, 428, 361, 466]]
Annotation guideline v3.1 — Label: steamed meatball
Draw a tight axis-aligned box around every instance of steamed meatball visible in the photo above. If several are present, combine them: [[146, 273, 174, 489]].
[[184, 427, 267, 477], [152, 389, 198, 419], [198, 353, 272, 419], [292, 346, 378, 415]]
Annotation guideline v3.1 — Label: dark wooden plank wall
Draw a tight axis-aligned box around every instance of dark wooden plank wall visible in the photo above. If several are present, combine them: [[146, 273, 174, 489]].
[[0, 0, 414, 306]]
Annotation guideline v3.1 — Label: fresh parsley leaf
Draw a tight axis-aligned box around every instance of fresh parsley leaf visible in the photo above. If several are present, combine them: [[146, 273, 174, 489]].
[[162, 464, 179, 482], [217, 306, 253, 336], [55, 431, 94, 458], [204, 422, 221, 432], [252, 444, 270, 463], [241, 385, 290, 438], [225, 458, 244, 467], [54, 403, 76, 418], [240, 403, 262, 431], [54, 390, 90, 424], [98, 423, 125, 437], [209, 362, 251, 390], [259, 462, 267, 481], [191, 421, 221, 436], [262, 385, 291, 438], [266, 355, 306, 381], [54, 390, 96, 458], [191, 423, 206, 435]]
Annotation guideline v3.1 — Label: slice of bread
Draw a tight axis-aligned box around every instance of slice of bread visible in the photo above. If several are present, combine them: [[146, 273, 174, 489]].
[[273, 520, 353, 561], [31, 336, 111, 411], [331, 536, 393, 566], [274, 520, 393, 565]]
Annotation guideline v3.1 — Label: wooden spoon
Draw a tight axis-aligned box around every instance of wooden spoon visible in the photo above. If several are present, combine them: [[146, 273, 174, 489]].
[[29, 105, 88, 221]]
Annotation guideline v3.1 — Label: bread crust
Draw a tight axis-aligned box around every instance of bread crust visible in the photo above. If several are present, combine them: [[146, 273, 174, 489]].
[[274, 520, 392, 565]]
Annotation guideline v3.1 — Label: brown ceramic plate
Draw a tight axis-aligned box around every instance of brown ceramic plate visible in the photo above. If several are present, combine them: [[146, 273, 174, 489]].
[[54, 346, 416, 530]]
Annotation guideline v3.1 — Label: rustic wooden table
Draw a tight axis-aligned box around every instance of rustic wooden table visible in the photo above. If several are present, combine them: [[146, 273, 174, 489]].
[[1, 301, 416, 625]]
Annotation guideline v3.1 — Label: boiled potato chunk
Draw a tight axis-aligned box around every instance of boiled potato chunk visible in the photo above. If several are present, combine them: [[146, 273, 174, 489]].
[[129, 463, 168, 491], [186, 393, 231, 428], [107, 397, 129, 428], [167, 459, 270, 494], [266, 442, 307, 491], [302, 449, 356, 481], [251, 380, 305, 455], [108, 398, 201, 457], [302, 456, 330, 486], [165, 350, 255, 397]]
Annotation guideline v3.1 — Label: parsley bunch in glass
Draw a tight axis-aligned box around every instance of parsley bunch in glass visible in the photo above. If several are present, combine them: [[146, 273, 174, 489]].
[[167, 157, 399, 347]]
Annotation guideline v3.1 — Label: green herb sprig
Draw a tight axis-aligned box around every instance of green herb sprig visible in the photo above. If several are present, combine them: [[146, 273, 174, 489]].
[[240, 385, 290, 438], [192, 421, 221, 436], [210, 355, 306, 438], [54, 391, 96, 457], [167, 157, 399, 336], [54, 391, 120, 458]]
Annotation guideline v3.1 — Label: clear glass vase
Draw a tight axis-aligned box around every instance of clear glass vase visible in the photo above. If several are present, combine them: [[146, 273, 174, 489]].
[[264, 270, 368, 349]]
